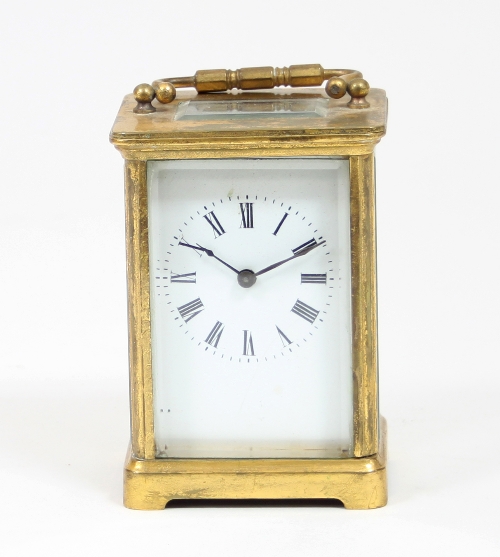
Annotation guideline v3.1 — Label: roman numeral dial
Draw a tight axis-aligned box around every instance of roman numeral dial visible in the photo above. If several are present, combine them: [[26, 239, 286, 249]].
[[164, 195, 332, 360]]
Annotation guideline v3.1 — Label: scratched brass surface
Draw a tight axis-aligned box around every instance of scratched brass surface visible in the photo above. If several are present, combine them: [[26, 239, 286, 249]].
[[124, 161, 155, 459], [111, 88, 387, 161], [111, 87, 387, 507], [133, 66, 370, 114], [350, 155, 379, 456], [153, 65, 362, 92], [123, 418, 387, 510]]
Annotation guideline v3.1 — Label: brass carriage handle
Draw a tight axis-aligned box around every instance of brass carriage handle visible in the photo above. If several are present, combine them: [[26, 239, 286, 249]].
[[133, 64, 370, 114]]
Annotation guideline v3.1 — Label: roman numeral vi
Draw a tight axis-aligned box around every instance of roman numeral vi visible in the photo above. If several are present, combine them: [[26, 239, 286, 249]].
[[243, 330, 255, 356]]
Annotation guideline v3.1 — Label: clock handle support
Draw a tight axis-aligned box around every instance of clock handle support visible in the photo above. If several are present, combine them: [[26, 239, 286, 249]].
[[132, 64, 370, 114]]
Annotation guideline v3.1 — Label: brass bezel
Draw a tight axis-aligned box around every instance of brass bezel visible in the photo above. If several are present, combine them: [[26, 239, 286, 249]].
[[111, 88, 387, 509]]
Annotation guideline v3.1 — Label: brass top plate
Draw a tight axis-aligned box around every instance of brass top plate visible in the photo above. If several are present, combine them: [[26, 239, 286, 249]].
[[110, 88, 387, 143]]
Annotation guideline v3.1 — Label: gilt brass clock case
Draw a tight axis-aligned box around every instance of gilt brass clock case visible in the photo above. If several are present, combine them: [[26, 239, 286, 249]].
[[111, 72, 387, 510]]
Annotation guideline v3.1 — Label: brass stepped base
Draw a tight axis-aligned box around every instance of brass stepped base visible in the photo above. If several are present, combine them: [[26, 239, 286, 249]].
[[124, 419, 387, 510]]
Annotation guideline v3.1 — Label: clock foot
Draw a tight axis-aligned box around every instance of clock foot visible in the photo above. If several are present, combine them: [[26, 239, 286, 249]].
[[123, 420, 387, 510], [123, 487, 170, 510]]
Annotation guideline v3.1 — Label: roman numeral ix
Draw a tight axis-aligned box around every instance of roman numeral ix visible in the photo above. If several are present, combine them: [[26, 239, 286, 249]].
[[204, 211, 225, 238], [171, 271, 197, 283], [291, 299, 320, 324], [301, 273, 327, 284], [177, 298, 204, 322], [205, 321, 224, 348], [240, 203, 254, 228]]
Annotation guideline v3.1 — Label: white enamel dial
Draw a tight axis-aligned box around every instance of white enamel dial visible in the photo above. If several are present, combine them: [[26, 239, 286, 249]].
[[148, 158, 353, 458]]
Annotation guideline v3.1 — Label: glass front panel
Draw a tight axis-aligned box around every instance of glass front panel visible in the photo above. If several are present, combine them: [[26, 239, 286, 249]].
[[148, 158, 353, 458]]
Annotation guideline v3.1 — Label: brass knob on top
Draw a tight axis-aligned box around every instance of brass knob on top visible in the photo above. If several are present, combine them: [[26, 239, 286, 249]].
[[133, 83, 156, 114], [347, 78, 370, 109], [155, 82, 176, 104], [325, 77, 348, 99], [132, 64, 371, 113]]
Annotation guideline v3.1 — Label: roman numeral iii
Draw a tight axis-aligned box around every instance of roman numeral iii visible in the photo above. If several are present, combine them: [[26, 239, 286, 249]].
[[203, 211, 225, 237], [177, 298, 204, 322], [240, 203, 254, 228], [205, 321, 224, 348], [291, 299, 319, 324], [301, 273, 327, 284], [292, 238, 317, 255], [171, 271, 197, 283], [243, 330, 255, 356]]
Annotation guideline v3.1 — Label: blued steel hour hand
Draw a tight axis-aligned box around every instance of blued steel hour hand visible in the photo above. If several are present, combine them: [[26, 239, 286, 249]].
[[179, 241, 240, 274], [255, 240, 326, 276]]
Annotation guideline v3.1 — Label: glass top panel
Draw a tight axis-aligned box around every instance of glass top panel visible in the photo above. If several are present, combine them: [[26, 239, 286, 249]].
[[175, 98, 331, 120]]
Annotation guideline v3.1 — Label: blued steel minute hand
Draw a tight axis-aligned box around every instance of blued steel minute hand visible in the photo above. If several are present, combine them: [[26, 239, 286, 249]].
[[178, 241, 240, 274], [255, 240, 326, 276]]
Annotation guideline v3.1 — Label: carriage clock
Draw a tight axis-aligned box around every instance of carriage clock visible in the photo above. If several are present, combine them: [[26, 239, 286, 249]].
[[110, 64, 388, 510]]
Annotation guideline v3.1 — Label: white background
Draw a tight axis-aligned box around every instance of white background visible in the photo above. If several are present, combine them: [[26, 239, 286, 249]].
[[0, 0, 499, 555]]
